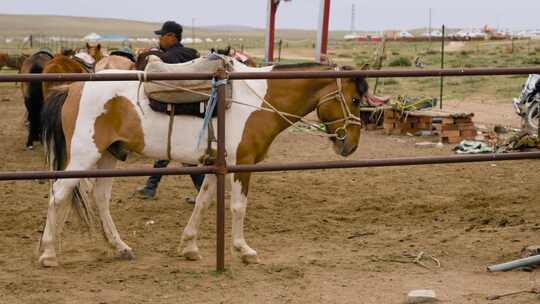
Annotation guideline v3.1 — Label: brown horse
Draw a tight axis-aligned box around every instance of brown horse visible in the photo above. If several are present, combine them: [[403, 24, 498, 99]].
[[42, 43, 104, 96], [0, 53, 28, 70], [95, 49, 136, 71]]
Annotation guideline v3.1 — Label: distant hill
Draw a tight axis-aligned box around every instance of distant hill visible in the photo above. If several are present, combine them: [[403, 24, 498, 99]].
[[0, 14, 347, 41]]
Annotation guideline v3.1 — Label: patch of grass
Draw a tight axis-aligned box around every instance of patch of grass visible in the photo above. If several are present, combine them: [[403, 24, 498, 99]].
[[524, 57, 540, 65], [388, 56, 412, 67], [383, 78, 400, 86]]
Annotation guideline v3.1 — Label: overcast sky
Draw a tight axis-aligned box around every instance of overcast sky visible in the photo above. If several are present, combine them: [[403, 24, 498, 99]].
[[1, 0, 539, 30]]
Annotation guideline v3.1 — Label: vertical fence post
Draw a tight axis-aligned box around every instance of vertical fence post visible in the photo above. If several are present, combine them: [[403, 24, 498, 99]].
[[215, 68, 227, 272], [440, 25, 445, 110]]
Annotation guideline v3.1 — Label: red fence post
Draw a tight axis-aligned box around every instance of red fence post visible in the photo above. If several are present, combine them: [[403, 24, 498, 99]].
[[264, 0, 279, 64], [316, 0, 331, 63]]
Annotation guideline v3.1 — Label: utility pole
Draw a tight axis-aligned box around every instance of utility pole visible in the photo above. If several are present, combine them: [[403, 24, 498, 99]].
[[192, 18, 196, 44], [350, 3, 356, 33]]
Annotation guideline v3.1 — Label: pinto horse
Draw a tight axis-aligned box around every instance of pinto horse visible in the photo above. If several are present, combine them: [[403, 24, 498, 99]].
[[37, 59, 368, 267]]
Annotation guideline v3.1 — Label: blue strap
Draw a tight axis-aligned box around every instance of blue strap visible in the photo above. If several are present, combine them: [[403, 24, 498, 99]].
[[197, 79, 227, 148]]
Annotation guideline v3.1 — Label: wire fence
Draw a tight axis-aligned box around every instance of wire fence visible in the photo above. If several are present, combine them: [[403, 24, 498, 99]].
[[2, 66, 540, 271]]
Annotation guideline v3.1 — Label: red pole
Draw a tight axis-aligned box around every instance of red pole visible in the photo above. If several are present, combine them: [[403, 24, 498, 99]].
[[316, 0, 331, 62], [265, 0, 279, 64], [320, 0, 331, 58]]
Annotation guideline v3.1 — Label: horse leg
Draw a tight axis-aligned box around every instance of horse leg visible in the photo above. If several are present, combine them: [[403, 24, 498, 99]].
[[39, 177, 80, 267], [180, 174, 217, 260], [39, 148, 101, 267], [93, 152, 134, 260], [230, 173, 258, 264]]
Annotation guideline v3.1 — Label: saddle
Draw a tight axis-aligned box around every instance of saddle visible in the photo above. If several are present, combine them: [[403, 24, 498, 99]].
[[143, 54, 232, 163], [148, 97, 218, 118], [143, 54, 232, 104], [110, 49, 136, 63]]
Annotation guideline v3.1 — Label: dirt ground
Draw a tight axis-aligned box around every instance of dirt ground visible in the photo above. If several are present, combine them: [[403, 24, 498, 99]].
[[0, 83, 539, 304]]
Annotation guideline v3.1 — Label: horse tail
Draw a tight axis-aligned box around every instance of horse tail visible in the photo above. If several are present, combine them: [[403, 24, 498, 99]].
[[41, 87, 95, 237], [24, 63, 46, 147], [42, 88, 69, 171]]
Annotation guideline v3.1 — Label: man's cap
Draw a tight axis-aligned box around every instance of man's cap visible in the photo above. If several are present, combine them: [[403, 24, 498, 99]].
[[154, 21, 183, 37]]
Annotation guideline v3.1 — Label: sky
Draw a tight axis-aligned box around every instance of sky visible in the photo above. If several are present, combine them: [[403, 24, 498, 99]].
[[1, 0, 539, 31]]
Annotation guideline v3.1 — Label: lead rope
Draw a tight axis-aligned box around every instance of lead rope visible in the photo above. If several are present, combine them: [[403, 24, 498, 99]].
[[136, 71, 147, 115]]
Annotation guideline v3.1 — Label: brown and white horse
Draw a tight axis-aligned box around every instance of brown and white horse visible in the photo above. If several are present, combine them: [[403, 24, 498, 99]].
[[37, 59, 368, 267]]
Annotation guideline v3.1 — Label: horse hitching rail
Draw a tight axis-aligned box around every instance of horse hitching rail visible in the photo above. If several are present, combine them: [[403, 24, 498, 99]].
[[2, 67, 540, 272]]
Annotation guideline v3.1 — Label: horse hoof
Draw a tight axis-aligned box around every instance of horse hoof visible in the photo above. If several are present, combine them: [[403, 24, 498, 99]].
[[39, 256, 59, 267], [183, 250, 202, 261], [118, 249, 135, 260], [242, 252, 259, 264]]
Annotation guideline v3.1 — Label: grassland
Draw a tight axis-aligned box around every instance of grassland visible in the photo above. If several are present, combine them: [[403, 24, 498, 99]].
[[1, 14, 539, 105]]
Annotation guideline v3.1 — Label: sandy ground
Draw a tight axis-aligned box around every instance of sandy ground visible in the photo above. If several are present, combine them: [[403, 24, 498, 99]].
[[0, 84, 539, 304]]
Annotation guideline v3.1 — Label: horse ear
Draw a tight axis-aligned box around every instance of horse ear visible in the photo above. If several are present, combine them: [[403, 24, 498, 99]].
[[86, 42, 90, 49], [97, 44, 101, 50]]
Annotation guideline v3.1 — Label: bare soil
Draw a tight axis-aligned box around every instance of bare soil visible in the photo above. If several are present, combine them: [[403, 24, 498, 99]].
[[0, 85, 539, 304]]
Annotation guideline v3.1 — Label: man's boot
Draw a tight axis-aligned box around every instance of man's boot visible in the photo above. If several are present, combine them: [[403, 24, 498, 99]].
[[135, 160, 169, 199]]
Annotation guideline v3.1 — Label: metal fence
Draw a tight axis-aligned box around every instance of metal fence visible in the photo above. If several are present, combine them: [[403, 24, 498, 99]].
[[2, 66, 540, 271]]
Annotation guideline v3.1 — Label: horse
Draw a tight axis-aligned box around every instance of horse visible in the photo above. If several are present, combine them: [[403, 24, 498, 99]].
[[42, 43, 104, 97], [95, 49, 136, 72], [0, 53, 29, 70], [37, 58, 368, 267], [213, 46, 257, 67], [19, 50, 55, 148]]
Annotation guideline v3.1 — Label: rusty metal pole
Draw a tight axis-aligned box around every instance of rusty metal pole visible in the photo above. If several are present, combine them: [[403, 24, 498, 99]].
[[215, 68, 227, 272], [440, 25, 445, 110]]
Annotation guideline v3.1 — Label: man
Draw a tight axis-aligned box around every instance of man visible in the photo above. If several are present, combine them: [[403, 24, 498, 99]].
[[135, 21, 204, 203]]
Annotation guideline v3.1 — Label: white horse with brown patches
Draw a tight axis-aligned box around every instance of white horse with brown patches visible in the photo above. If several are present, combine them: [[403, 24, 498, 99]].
[[38, 60, 369, 267]]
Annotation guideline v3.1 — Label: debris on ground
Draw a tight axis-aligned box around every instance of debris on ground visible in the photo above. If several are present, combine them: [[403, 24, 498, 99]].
[[453, 140, 495, 154], [486, 287, 540, 301], [407, 289, 438, 304], [415, 141, 437, 148], [371, 251, 441, 269], [518, 245, 540, 271], [493, 125, 509, 134], [496, 132, 540, 153], [392, 95, 438, 113]]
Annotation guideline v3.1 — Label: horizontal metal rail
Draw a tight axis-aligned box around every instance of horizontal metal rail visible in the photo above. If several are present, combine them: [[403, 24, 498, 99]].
[[227, 152, 540, 173], [0, 166, 216, 181], [1, 152, 539, 181], [2, 67, 540, 83]]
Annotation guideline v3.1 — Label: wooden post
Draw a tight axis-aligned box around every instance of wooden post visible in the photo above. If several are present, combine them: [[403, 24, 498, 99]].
[[440, 25, 445, 110], [277, 39, 283, 62]]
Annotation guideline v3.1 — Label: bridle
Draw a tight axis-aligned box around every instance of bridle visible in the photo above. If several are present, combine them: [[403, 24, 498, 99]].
[[316, 68, 363, 141]]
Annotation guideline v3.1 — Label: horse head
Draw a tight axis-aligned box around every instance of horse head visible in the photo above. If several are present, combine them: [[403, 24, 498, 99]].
[[316, 65, 369, 157], [85, 43, 104, 62]]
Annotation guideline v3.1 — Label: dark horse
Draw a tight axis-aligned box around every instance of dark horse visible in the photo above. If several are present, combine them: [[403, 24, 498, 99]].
[[19, 51, 55, 149], [19, 45, 102, 149]]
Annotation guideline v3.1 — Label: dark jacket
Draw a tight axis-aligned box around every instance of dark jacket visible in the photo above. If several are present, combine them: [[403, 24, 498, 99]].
[[136, 42, 199, 70]]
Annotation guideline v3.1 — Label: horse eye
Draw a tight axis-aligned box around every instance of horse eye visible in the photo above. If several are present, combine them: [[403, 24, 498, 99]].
[[352, 98, 361, 105]]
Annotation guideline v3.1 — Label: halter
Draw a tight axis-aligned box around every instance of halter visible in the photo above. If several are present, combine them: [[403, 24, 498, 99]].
[[316, 68, 363, 140]]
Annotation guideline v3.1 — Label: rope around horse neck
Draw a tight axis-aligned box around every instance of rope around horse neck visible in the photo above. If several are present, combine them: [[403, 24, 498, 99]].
[[137, 75, 336, 138]]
